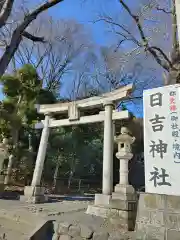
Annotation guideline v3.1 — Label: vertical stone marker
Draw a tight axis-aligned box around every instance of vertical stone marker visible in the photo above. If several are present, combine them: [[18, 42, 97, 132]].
[[136, 84, 180, 240], [143, 84, 180, 196]]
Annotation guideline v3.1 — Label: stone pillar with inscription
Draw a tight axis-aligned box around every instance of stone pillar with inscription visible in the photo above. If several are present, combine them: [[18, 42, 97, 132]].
[[136, 85, 180, 239], [21, 114, 51, 203]]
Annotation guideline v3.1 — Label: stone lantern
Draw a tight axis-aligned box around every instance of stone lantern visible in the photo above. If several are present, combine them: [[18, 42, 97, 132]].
[[106, 127, 137, 230], [113, 127, 136, 200]]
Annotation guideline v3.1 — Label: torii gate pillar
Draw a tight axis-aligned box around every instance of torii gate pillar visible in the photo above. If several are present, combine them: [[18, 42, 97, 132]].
[[102, 101, 114, 195]]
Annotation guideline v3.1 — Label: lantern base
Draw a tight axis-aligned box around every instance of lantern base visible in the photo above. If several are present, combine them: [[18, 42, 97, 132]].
[[113, 184, 137, 201]]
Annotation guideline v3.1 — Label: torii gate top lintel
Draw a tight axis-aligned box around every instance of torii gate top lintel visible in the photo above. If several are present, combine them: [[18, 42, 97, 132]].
[[36, 84, 133, 115]]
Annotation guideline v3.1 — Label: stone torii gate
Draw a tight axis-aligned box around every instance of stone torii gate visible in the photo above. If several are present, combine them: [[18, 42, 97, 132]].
[[22, 84, 133, 203]]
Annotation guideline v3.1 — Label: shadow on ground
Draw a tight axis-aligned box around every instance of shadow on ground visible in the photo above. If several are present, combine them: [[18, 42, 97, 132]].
[[0, 190, 20, 200], [48, 194, 94, 202], [0, 191, 95, 202]]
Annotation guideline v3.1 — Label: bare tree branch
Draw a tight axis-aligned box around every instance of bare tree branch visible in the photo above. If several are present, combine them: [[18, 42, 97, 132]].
[[156, 7, 172, 14], [22, 31, 45, 42], [95, 17, 141, 47], [147, 47, 170, 71], [149, 46, 174, 68], [0, 0, 15, 28], [118, 0, 172, 72], [12, 18, 92, 96], [0, 0, 64, 76], [0, 0, 5, 11]]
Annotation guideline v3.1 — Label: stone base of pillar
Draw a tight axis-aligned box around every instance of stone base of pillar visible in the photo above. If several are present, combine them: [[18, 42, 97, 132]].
[[86, 193, 111, 218], [86, 186, 137, 231], [20, 186, 48, 204], [94, 193, 112, 205]]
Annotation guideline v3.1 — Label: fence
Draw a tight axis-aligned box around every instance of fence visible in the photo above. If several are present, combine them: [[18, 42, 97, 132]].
[[0, 170, 102, 195], [42, 177, 102, 195]]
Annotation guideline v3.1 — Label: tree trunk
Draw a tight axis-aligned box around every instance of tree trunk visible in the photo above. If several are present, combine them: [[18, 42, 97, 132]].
[[4, 154, 14, 184], [78, 179, 82, 192], [0, 0, 64, 77], [4, 129, 19, 185], [68, 171, 74, 189], [167, 63, 180, 85], [0, 31, 22, 76], [53, 162, 60, 189], [68, 157, 76, 189]]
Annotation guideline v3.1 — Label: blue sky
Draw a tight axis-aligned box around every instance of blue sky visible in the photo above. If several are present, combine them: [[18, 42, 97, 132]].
[[45, 0, 167, 117], [44, 0, 144, 116], [47, 0, 119, 45], [2, 0, 153, 117], [46, 0, 139, 45]]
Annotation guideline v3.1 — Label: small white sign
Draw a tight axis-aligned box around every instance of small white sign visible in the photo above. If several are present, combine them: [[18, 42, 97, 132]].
[[143, 84, 180, 196]]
